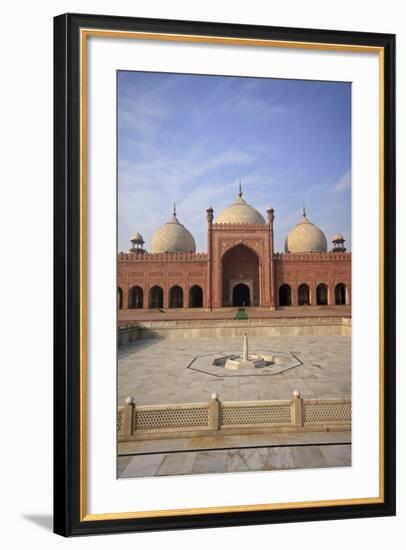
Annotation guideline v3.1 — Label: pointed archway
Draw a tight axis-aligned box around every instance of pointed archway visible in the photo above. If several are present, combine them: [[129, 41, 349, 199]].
[[189, 285, 203, 307], [169, 285, 183, 308], [149, 285, 163, 308], [335, 283, 346, 305], [279, 284, 292, 306], [298, 283, 310, 306], [129, 285, 143, 308], [221, 244, 259, 307], [316, 283, 328, 305]]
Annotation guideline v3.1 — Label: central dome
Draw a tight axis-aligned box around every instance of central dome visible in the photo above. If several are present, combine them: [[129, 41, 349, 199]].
[[216, 187, 266, 225], [151, 207, 196, 254], [285, 209, 327, 253]]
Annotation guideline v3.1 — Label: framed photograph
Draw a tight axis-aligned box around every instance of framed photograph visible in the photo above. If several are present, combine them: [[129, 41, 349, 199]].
[[54, 13, 395, 536]]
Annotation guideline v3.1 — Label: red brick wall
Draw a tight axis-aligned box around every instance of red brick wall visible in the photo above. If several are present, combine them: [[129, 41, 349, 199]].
[[118, 252, 208, 309], [117, 242, 351, 309], [274, 252, 351, 306]]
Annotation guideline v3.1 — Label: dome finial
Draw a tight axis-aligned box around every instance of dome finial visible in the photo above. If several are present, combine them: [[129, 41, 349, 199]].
[[302, 204, 307, 218], [168, 203, 180, 225], [238, 180, 243, 198]]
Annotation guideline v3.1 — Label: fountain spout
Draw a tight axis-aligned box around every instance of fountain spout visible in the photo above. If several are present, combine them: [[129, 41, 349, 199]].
[[215, 331, 291, 371], [243, 333, 249, 361]]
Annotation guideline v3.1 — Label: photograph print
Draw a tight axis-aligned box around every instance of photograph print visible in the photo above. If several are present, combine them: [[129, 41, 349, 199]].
[[116, 70, 352, 478]]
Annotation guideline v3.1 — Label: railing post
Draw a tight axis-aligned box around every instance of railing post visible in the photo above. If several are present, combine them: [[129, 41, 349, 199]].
[[123, 396, 135, 436], [208, 393, 220, 430], [292, 390, 303, 427]]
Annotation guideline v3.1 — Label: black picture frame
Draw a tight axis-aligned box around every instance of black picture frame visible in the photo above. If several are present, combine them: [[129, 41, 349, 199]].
[[54, 12, 396, 536]]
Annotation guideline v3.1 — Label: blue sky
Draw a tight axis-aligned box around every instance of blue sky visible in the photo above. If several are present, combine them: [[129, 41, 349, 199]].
[[118, 71, 351, 253]]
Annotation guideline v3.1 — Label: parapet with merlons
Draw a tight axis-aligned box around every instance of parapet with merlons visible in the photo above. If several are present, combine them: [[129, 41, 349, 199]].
[[118, 251, 208, 262], [213, 223, 270, 231], [274, 252, 351, 261]]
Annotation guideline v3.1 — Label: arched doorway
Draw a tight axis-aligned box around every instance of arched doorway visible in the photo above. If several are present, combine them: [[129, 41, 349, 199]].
[[189, 285, 203, 307], [149, 285, 163, 308], [279, 284, 291, 306], [117, 287, 123, 309], [128, 285, 143, 309], [298, 283, 310, 306], [221, 244, 260, 307], [232, 283, 250, 306], [317, 283, 328, 305], [169, 285, 183, 308], [335, 283, 346, 305]]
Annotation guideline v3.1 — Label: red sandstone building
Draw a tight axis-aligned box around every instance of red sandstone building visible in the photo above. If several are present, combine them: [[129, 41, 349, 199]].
[[118, 187, 351, 311]]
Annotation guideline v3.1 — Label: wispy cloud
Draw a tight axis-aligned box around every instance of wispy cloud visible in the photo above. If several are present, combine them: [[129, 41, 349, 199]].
[[118, 147, 255, 252], [332, 170, 351, 193], [117, 71, 351, 252]]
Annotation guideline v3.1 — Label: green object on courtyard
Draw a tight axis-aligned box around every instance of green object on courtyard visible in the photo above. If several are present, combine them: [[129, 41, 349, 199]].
[[235, 308, 248, 320]]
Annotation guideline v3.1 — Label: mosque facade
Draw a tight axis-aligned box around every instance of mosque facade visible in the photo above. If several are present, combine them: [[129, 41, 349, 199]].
[[118, 187, 351, 311]]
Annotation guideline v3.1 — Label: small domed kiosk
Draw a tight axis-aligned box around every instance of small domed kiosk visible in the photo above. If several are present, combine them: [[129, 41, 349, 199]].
[[332, 233, 347, 253], [130, 232, 145, 254]]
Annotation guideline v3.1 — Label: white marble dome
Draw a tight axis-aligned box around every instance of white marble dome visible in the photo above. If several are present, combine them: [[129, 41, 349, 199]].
[[151, 209, 196, 254], [285, 211, 327, 253], [216, 189, 266, 225]]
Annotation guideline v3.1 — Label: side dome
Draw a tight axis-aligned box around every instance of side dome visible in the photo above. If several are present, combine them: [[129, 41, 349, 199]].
[[285, 209, 327, 253], [151, 207, 196, 254], [216, 186, 266, 225]]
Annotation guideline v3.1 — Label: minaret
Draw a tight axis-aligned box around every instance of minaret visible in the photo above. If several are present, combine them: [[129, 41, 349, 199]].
[[267, 206, 276, 310], [206, 205, 214, 311]]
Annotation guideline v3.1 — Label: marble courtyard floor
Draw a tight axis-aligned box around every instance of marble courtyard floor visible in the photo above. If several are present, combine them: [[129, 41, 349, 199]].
[[118, 443, 351, 477], [117, 334, 351, 478], [118, 431, 351, 477], [118, 335, 351, 406]]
